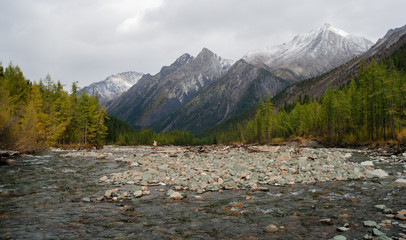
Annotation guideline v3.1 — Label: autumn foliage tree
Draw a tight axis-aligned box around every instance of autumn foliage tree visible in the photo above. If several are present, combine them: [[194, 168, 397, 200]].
[[0, 63, 108, 152]]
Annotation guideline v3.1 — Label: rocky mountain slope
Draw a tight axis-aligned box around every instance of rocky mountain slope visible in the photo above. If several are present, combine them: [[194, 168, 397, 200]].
[[80, 71, 143, 106], [106, 48, 233, 128], [153, 60, 291, 133], [243, 23, 373, 81]]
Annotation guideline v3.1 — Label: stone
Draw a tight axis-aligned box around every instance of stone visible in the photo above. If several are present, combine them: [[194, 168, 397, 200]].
[[194, 196, 203, 200], [104, 189, 118, 198], [320, 218, 333, 225], [372, 228, 386, 236], [369, 169, 389, 178], [364, 221, 378, 227], [133, 190, 143, 198], [344, 153, 352, 158], [375, 205, 387, 210], [383, 209, 394, 214], [399, 223, 406, 229], [396, 212, 406, 220], [337, 226, 350, 232], [82, 197, 91, 202], [263, 224, 278, 233], [330, 235, 347, 240], [97, 154, 107, 159], [167, 189, 175, 196], [168, 192, 183, 200], [99, 176, 108, 182], [361, 161, 374, 166], [393, 178, 406, 185], [374, 236, 392, 240]]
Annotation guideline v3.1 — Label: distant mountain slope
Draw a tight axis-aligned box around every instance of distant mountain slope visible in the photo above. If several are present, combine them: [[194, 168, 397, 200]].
[[106, 48, 234, 128], [80, 71, 143, 106], [243, 23, 373, 81], [272, 24, 406, 107], [153, 60, 291, 133]]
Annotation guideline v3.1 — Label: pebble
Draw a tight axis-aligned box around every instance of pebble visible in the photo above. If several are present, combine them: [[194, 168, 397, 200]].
[[398, 223, 406, 229], [374, 236, 392, 240], [361, 161, 374, 166], [168, 192, 183, 200], [368, 169, 389, 178], [337, 226, 350, 232], [99, 176, 108, 182], [396, 210, 406, 220], [320, 218, 333, 225], [330, 235, 347, 240], [263, 224, 278, 233], [133, 190, 143, 198], [372, 228, 386, 236], [82, 197, 91, 202], [393, 178, 406, 185], [375, 205, 387, 211], [363, 221, 377, 227]]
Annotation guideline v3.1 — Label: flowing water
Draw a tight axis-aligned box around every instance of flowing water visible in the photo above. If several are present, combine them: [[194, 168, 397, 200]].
[[0, 148, 405, 239]]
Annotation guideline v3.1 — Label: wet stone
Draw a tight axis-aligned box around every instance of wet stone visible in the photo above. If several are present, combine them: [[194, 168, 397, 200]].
[[263, 224, 278, 233], [364, 221, 377, 227], [330, 235, 347, 240], [133, 190, 143, 198], [368, 169, 389, 178], [168, 192, 183, 200], [375, 205, 387, 211], [372, 228, 386, 236], [374, 236, 392, 240]]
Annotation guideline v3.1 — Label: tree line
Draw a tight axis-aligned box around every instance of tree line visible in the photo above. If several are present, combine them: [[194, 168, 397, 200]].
[[0, 63, 108, 152], [215, 58, 406, 146]]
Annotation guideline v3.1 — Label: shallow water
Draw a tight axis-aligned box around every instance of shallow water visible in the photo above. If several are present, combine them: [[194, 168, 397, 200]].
[[0, 148, 405, 239]]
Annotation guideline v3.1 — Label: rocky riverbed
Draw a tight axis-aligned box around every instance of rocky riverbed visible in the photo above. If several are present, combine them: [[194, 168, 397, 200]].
[[61, 145, 405, 199], [1, 145, 405, 239]]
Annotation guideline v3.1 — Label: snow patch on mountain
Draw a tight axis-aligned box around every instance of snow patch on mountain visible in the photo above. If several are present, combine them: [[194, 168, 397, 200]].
[[243, 23, 373, 80], [80, 71, 143, 106]]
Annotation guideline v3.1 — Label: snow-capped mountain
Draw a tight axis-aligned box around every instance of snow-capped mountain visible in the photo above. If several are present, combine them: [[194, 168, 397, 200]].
[[80, 71, 143, 106], [272, 24, 406, 107], [243, 23, 373, 80]]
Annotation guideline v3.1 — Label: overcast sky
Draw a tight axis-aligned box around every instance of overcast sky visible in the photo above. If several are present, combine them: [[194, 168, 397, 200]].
[[1, 0, 405, 88]]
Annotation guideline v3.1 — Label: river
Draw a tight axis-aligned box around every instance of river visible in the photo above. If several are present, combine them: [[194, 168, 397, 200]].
[[0, 146, 405, 239]]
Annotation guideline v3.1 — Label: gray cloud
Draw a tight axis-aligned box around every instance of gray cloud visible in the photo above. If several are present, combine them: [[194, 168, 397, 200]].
[[1, 0, 405, 88]]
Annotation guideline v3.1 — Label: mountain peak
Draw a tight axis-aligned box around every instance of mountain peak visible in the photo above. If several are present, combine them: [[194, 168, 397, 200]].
[[243, 24, 373, 80], [174, 53, 194, 66], [196, 47, 215, 59], [318, 23, 349, 38]]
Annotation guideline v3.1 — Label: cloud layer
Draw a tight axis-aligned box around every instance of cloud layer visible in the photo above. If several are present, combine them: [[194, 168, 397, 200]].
[[1, 0, 405, 88]]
